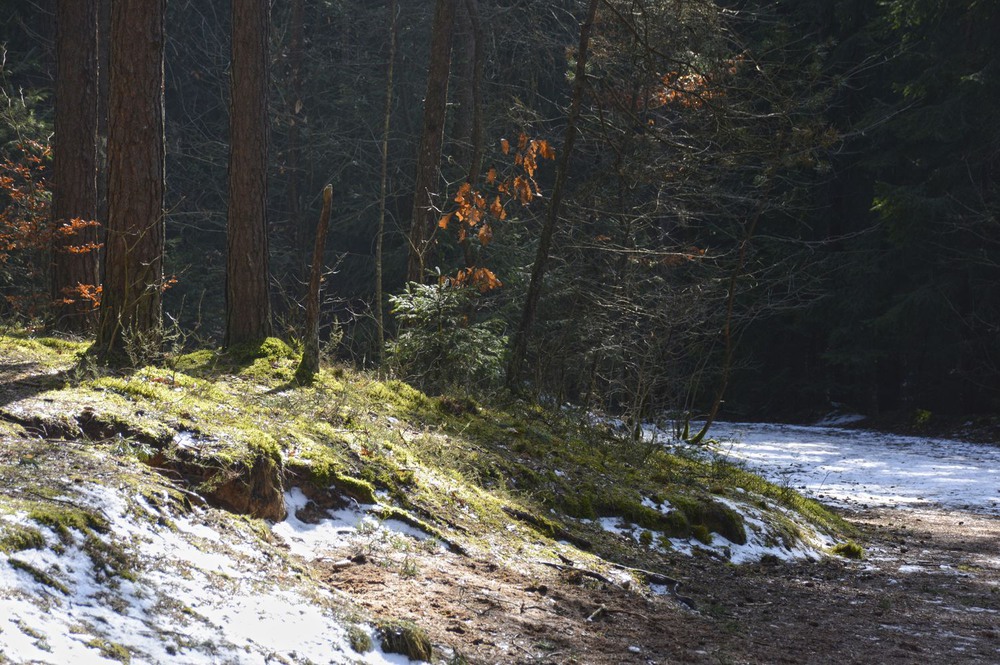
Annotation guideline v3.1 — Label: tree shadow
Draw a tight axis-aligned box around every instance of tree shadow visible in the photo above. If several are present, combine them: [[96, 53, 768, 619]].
[[0, 361, 73, 409]]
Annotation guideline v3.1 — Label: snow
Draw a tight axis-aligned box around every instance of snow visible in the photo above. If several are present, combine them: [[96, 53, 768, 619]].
[[271, 487, 436, 561], [598, 494, 834, 565], [705, 422, 1000, 514], [0, 483, 424, 664]]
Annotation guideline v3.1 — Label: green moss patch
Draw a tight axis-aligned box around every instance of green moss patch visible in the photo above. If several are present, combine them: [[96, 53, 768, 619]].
[[376, 619, 432, 661], [0, 523, 46, 553], [832, 540, 864, 559]]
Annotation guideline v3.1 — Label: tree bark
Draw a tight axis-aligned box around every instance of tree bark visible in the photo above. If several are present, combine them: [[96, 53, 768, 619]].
[[406, 0, 458, 283], [225, 0, 273, 348], [50, 0, 100, 332], [376, 0, 398, 361], [505, 0, 599, 391], [455, 0, 485, 269], [94, 0, 165, 363], [296, 184, 334, 383], [287, 0, 305, 290]]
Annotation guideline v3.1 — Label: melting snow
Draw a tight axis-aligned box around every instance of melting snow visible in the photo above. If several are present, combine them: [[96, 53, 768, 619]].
[[705, 422, 1000, 514], [0, 483, 423, 664], [598, 495, 833, 565], [271, 487, 435, 561]]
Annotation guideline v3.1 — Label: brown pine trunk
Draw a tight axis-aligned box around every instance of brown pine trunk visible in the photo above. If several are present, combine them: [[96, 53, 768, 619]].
[[225, 0, 272, 348], [287, 0, 305, 291], [50, 0, 99, 333], [506, 0, 599, 391], [94, 0, 165, 363], [406, 0, 458, 283]]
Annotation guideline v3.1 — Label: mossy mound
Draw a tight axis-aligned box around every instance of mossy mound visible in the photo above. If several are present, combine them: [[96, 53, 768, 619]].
[[376, 619, 432, 661], [0, 330, 847, 574]]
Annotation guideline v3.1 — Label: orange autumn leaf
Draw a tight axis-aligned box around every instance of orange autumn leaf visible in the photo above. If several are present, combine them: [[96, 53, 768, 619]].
[[536, 139, 556, 160], [500, 138, 510, 155], [486, 167, 497, 184], [478, 223, 493, 247], [438, 212, 453, 229], [490, 196, 506, 220]]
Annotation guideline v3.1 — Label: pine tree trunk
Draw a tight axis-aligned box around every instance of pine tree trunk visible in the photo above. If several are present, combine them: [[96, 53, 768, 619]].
[[406, 0, 458, 283], [287, 0, 305, 292], [94, 0, 165, 363], [225, 0, 272, 348], [51, 0, 99, 333]]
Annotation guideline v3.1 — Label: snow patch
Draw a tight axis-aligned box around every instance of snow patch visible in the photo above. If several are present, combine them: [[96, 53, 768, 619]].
[[700, 422, 1000, 514], [597, 495, 831, 564], [271, 487, 437, 561], [0, 483, 424, 664]]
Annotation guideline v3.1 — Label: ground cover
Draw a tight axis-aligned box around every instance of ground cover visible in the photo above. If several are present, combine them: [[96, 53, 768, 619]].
[[2, 332, 995, 663]]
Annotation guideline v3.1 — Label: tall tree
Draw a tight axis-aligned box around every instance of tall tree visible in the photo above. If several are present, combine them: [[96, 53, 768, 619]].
[[94, 0, 166, 362], [505, 0, 600, 390], [50, 0, 100, 332], [286, 0, 306, 288], [406, 0, 458, 283], [375, 0, 398, 360], [225, 0, 272, 347]]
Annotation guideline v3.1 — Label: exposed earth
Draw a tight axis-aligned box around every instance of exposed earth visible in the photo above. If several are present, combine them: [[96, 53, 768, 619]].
[[1, 339, 998, 664], [298, 501, 1000, 664]]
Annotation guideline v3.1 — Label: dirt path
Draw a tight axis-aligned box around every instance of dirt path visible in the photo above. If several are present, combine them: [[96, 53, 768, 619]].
[[307, 504, 1000, 664]]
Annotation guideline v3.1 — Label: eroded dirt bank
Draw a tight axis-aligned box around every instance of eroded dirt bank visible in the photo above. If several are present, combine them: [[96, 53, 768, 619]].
[[300, 503, 999, 664]]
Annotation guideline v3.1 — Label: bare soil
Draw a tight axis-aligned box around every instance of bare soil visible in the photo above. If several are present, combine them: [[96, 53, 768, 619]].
[[311, 505, 1000, 664]]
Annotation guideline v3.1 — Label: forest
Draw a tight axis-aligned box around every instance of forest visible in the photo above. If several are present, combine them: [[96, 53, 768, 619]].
[[1, 2, 999, 663], [1, 0, 999, 428]]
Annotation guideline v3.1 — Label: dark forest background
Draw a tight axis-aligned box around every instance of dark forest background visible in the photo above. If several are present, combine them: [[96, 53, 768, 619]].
[[1, 0, 998, 428]]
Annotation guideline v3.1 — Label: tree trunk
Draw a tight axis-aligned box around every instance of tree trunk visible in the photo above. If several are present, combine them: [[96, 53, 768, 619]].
[[225, 0, 272, 348], [287, 0, 305, 291], [376, 0, 398, 361], [296, 184, 334, 383], [94, 0, 165, 363], [505, 0, 599, 391], [96, 0, 110, 232], [406, 0, 458, 283], [455, 0, 485, 269], [50, 0, 99, 333]]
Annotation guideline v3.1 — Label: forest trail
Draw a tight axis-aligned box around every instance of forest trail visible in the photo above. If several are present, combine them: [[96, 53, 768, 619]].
[[680, 422, 1000, 663], [2, 342, 997, 663], [296, 424, 1000, 664]]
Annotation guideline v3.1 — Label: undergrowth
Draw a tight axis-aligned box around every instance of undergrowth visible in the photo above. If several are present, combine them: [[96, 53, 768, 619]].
[[0, 330, 851, 569]]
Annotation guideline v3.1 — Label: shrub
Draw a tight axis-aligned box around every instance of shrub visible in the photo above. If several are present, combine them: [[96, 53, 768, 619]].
[[386, 282, 507, 395]]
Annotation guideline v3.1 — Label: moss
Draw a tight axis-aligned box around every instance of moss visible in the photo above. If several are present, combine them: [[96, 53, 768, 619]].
[[169, 349, 219, 376], [376, 619, 432, 661], [27, 504, 109, 543], [347, 625, 373, 653], [0, 524, 46, 553], [9, 559, 70, 595], [668, 494, 747, 545], [691, 524, 713, 545], [661, 510, 690, 538], [84, 534, 138, 583], [333, 474, 378, 504], [90, 376, 172, 402], [832, 540, 864, 559], [86, 638, 131, 663], [226, 337, 297, 362]]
